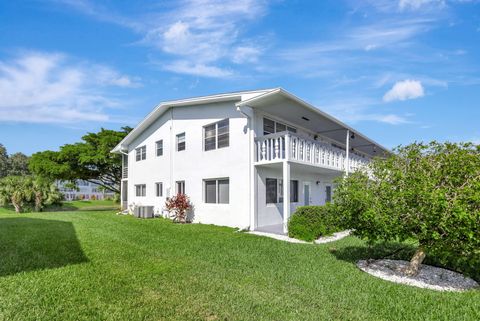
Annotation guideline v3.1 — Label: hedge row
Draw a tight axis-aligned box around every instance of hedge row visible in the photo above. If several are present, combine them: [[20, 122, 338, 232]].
[[287, 204, 342, 242]]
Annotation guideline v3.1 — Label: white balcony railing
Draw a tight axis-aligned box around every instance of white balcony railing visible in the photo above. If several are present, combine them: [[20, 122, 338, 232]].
[[122, 166, 128, 179], [254, 132, 369, 172]]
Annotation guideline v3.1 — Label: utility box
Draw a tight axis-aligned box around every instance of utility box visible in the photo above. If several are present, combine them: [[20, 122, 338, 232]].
[[134, 206, 154, 219]]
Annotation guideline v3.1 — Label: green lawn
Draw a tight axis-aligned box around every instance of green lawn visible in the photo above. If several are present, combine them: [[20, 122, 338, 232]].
[[0, 210, 478, 321]]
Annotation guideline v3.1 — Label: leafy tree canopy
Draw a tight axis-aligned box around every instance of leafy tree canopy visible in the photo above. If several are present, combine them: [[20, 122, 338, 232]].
[[0, 144, 8, 178], [8, 153, 30, 176], [0, 144, 31, 178], [29, 127, 132, 194], [334, 141, 480, 276]]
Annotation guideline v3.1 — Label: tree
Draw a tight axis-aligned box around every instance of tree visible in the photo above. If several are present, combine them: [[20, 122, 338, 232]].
[[0, 144, 8, 178], [334, 141, 480, 276], [0, 176, 33, 213], [8, 152, 30, 176], [0, 176, 62, 213], [32, 177, 62, 212], [29, 127, 132, 194]]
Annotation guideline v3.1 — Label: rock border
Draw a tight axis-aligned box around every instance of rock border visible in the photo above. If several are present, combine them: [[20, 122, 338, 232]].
[[247, 231, 308, 244], [357, 259, 479, 292], [247, 229, 352, 244], [315, 230, 351, 244]]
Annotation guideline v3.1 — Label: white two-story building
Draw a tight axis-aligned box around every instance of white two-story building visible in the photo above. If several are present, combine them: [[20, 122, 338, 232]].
[[112, 88, 388, 234]]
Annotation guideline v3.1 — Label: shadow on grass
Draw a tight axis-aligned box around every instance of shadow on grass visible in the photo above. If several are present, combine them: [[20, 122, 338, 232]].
[[331, 242, 417, 264], [0, 218, 88, 277]]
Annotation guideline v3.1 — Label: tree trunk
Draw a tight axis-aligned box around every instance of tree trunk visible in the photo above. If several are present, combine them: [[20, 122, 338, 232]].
[[404, 247, 426, 276], [35, 192, 42, 212], [11, 198, 21, 213]]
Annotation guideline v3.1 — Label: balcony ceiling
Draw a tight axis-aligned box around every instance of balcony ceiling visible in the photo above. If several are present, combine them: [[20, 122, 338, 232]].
[[237, 89, 389, 157]]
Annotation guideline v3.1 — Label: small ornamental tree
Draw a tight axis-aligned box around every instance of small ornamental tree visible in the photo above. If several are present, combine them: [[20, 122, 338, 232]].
[[165, 193, 192, 223], [334, 141, 480, 276]]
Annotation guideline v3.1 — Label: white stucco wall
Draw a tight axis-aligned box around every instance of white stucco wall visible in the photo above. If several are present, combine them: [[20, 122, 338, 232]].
[[255, 166, 339, 228], [126, 101, 251, 229]]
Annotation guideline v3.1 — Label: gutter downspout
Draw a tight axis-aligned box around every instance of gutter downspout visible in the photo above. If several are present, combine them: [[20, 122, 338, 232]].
[[236, 105, 255, 231], [169, 108, 174, 199], [119, 148, 128, 210]]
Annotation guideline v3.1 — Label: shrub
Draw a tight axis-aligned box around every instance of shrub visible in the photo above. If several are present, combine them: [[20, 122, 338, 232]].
[[165, 194, 192, 223], [334, 141, 480, 276], [288, 203, 341, 242]]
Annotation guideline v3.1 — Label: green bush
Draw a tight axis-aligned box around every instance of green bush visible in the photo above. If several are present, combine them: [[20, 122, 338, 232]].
[[334, 141, 480, 276], [288, 204, 341, 242]]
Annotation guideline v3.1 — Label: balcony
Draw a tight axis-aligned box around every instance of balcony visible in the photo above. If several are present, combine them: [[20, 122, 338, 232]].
[[254, 132, 369, 172]]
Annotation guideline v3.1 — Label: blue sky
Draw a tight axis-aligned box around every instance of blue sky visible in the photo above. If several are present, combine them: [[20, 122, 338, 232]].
[[1, 0, 479, 155]]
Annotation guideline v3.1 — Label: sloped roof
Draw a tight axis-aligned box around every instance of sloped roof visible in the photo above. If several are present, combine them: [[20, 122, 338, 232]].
[[112, 87, 389, 156], [111, 88, 276, 153]]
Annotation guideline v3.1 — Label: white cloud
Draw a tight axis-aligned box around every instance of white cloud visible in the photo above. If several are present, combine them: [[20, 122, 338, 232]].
[[383, 79, 425, 102], [162, 60, 232, 78], [319, 97, 411, 125], [232, 46, 262, 64], [57, 0, 268, 77], [0, 52, 137, 123], [398, 0, 446, 10]]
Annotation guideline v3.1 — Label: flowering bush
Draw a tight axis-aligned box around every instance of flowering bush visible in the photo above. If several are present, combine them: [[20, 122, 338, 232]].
[[165, 193, 192, 223]]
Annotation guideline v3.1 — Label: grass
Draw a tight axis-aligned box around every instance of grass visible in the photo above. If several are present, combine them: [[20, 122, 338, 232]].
[[0, 210, 479, 321]]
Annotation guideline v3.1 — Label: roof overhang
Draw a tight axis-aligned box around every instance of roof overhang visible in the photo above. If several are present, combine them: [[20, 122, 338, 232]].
[[236, 88, 390, 157], [111, 89, 275, 153]]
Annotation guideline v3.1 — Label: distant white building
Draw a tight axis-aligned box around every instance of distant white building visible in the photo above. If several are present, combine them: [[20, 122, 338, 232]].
[[56, 180, 115, 201], [112, 88, 388, 234]]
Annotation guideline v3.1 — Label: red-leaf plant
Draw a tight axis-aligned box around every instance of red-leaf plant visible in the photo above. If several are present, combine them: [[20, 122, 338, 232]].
[[165, 193, 192, 223]]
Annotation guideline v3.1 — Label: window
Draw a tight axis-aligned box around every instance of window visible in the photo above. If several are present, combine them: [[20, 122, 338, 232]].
[[263, 118, 297, 135], [204, 119, 229, 151], [135, 145, 146, 161], [325, 185, 332, 203], [291, 180, 299, 202], [204, 178, 229, 204], [176, 181, 185, 195], [266, 178, 277, 204], [177, 133, 186, 151], [135, 184, 146, 197], [266, 178, 299, 203], [156, 140, 163, 156], [155, 182, 163, 197]]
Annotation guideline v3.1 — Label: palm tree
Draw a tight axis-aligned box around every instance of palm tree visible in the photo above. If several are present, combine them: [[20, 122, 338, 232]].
[[0, 176, 34, 213]]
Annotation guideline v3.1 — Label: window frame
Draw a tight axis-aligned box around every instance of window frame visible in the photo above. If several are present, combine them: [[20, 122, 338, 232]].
[[135, 145, 146, 161], [135, 184, 146, 197], [266, 178, 299, 204], [204, 178, 229, 204], [263, 118, 297, 136], [203, 119, 229, 151], [155, 182, 163, 197], [156, 140, 163, 157], [176, 180, 185, 195], [176, 133, 186, 152]]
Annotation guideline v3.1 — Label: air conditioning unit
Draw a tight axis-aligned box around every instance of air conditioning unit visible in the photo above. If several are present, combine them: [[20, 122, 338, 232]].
[[133, 206, 154, 219]]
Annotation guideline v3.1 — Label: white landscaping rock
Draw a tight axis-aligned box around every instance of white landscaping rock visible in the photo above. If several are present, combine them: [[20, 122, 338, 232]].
[[357, 259, 479, 292], [247, 231, 309, 244], [315, 230, 351, 244]]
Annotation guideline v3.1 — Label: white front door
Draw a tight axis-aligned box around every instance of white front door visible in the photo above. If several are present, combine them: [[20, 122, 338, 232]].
[[303, 182, 310, 206]]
